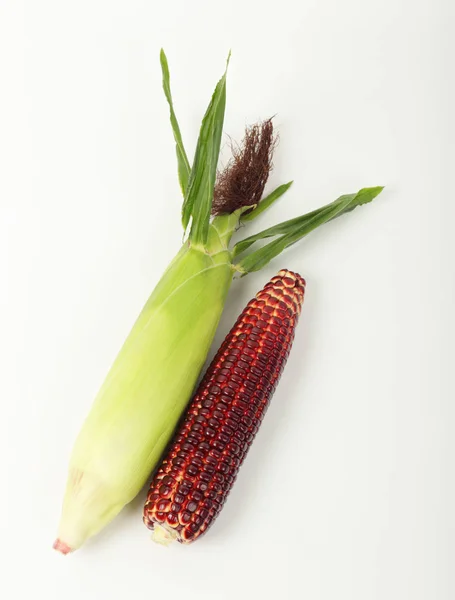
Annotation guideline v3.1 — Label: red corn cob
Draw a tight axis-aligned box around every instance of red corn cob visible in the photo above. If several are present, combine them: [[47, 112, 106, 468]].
[[143, 269, 305, 544]]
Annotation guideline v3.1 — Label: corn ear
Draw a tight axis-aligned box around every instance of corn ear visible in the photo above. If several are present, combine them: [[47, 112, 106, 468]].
[[55, 53, 234, 552], [56, 241, 233, 551]]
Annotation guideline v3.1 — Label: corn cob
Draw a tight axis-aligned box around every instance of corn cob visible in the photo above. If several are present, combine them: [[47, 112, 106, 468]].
[[143, 269, 305, 544]]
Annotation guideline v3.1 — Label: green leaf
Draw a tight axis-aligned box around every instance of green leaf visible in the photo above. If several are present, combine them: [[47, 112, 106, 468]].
[[235, 186, 384, 273], [234, 186, 383, 257], [233, 212, 311, 257], [234, 200, 341, 257], [241, 181, 294, 223], [184, 54, 230, 246], [160, 49, 191, 197]]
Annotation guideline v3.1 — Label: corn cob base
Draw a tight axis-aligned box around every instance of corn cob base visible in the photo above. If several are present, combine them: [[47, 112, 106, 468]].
[[143, 269, 305, 544]]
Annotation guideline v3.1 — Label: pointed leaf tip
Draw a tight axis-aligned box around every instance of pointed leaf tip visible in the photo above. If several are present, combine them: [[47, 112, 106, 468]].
[[356, 186, 385, 204]]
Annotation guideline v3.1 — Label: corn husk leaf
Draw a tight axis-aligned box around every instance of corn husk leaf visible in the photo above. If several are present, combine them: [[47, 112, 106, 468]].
[[235, 186, 384, 272], [160, 49, 191, 197], [183, 54, 230, 243]]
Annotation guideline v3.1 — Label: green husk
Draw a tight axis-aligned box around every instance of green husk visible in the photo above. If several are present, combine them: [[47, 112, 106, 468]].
[[57, 237, 233, 550], [55, 49, 383, 552]]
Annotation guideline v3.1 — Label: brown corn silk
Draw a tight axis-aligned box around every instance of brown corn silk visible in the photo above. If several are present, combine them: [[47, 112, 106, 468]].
[[143, 269, 305, 543], [212, 119, 276, 216]]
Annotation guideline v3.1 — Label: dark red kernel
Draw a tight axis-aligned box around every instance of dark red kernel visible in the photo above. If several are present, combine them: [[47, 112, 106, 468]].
[[226, 410, 240, 422], [205, 426, 216, 438], [225, 418, 239, 430], [191, 490, 203, 502], [220, 424, 234, 436], [217, 433, 230, 445], [234, 399, 248, 411], [159, 485, 171, 497], [180, 511, 191, 524], [193, 516, 204, 528], [234, 429, 246, 441], [214, 472, 225, 484], [157, 499, 170, 511], [212, 440, 225, 452], [228, 442, 240, 455]]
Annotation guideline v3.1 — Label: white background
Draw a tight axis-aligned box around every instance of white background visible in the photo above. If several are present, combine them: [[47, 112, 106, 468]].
[[1, 1, 453, 599]]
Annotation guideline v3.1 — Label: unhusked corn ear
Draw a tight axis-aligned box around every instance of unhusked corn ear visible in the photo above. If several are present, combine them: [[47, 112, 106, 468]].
[[143, 269, 305, 544]]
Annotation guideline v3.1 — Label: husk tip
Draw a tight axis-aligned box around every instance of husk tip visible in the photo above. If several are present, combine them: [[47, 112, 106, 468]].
[[53, 539, 72, 555]]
